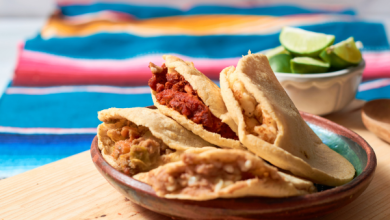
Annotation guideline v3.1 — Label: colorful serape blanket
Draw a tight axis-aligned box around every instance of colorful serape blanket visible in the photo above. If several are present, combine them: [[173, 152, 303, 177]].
[[1, 2, 390, 179]]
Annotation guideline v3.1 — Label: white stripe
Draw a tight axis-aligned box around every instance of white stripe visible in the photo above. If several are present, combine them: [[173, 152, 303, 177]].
[[0, 126, 97, 134], [63, 11, 134, 25], [358, 79, 390, 92], [6, 86, 151, 95]]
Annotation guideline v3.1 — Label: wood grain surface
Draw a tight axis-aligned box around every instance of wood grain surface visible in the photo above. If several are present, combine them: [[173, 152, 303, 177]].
[[0, 108, 389, 220]]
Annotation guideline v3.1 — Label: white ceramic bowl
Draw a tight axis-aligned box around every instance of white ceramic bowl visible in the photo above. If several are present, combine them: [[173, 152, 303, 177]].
[[274, 60, 365, 116]]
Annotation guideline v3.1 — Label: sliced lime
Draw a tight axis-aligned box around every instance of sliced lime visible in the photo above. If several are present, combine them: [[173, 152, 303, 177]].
[[265, 45, 289, 59], [320, 51, 350, 70], [320, 37, 362, 70], [269, 54, 292, 73], [280, 27, 335, 57], [290, 57, 330, 73]]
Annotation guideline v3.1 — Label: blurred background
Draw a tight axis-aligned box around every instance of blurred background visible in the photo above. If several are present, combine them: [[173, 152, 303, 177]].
[[1, 0, 390, 95], [0, 0, 389, 179]]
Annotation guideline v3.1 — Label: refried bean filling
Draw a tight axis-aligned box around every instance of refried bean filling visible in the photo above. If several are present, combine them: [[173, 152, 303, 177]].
[[104, 119, 173, 176], [148, 63, 238, 140]]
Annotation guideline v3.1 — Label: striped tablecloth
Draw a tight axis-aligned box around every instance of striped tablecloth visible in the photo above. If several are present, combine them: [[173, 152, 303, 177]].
[[1, 1, 389, 179]]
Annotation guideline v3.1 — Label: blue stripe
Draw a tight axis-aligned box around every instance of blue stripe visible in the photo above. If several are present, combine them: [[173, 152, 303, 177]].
[[356, 82, 390, 101], [25, 22, 389, 59], [60, 3, 355, 19], [0, 133, 94, 178], [0, 92, 153, 128]]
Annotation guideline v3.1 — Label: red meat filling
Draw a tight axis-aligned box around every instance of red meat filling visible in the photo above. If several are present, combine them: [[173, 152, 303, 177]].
[[148, 63, 238, 140]]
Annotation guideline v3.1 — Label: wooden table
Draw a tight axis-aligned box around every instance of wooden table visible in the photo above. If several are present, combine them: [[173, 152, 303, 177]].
[[1, 108, 389, 220]]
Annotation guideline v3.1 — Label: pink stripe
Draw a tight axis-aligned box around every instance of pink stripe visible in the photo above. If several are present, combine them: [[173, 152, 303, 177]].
[[57, 0, 94, 6], [13, 49, 390, 86], [13, 50, 240, 86], [19, 50, 239, 70], [362, 52, 390, 61], [0, 126, 96, 134], [6, 86, 151, 95], [362, 52, 390, 80], [20, 49, 390, 68]]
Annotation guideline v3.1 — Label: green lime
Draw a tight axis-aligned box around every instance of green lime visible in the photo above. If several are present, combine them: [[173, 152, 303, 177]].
[[265, 45, 289, 59], [290, 57, 330, 73], [280, 27, 335, 57], [320, 37, 362, 70], [269, 54, 292, 73]]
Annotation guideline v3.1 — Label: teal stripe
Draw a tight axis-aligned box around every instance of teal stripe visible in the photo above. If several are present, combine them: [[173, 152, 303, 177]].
[[357, 83, 390, 101], [0, 92, 153, 128], [25, 22, 389, 59], [60, 3, 355, 19], [0, 133, 94, 178]]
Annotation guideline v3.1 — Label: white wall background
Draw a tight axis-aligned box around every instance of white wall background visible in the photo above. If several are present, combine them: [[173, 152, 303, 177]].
[[0, 0, 55, 17]]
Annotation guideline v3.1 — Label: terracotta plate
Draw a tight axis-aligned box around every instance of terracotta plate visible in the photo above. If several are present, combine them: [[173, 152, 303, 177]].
[[91, 111, 376, 220]]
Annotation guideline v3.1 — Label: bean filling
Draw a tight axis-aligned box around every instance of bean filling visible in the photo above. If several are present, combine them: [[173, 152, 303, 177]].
[[103, 119, 173, 175]]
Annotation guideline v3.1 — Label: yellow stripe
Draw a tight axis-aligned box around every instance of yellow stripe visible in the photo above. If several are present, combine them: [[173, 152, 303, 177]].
[[41, 14, 343, 38]]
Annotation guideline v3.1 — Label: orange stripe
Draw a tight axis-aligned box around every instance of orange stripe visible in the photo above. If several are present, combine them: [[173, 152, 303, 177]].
[[41, 14, 350, 38]]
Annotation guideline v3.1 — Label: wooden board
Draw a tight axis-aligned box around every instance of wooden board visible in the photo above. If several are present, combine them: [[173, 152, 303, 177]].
[[0, 108, 389, 220]]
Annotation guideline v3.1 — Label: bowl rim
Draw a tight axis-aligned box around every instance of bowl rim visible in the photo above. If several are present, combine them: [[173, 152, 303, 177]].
[[91, 110, 376, 213]]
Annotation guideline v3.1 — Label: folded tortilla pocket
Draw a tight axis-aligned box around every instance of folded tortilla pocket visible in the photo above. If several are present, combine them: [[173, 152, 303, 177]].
[[219, 53, 355, 186], [98, 107, 212, 176], [134, 148, 316, 200], [148, 55, 242, 149]]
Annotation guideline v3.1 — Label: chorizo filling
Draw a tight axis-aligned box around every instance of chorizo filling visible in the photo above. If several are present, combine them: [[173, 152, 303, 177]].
[[227, 71, 278, 143], [149, 153, 280, 196], [102, 118, 174, 176], [148, 63, 238, 140]]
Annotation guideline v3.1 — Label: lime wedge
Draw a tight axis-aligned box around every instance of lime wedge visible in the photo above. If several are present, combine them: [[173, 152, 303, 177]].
[[269, 54, 292, 73], [280, 27, 335, 57], [290, 57, 330, 73], [265, 45, 289, 59], [320, 37, 362, 70]]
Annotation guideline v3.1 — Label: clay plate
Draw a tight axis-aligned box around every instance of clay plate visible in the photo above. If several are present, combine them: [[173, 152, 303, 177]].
[[91, 110, 376, 220]]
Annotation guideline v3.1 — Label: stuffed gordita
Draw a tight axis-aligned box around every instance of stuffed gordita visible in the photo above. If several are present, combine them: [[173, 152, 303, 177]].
[[148, 55, 242, 149], [219, 52, 355, 186], [98, 107, 212, 176]]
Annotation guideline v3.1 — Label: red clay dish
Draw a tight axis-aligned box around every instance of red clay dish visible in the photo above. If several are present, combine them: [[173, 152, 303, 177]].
[[91, 111, 376, 220]]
